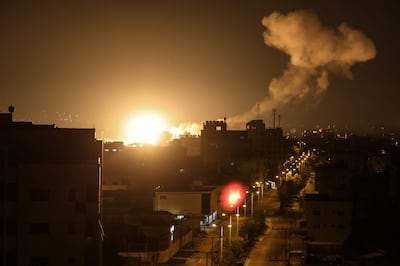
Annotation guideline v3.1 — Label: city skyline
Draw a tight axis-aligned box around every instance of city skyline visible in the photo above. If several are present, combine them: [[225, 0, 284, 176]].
[[1, 1, 398, 141]]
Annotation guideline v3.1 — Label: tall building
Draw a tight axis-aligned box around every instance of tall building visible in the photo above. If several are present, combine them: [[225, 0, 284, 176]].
[[0, 111, 103, 266], [200, 119, 285, 183]]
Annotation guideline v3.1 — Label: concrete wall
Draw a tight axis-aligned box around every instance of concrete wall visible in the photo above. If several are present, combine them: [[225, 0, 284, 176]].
[[119, 228, 193, 264]]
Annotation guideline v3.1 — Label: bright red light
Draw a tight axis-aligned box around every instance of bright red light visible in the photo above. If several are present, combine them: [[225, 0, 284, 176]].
[[220, 182, 246, 211]]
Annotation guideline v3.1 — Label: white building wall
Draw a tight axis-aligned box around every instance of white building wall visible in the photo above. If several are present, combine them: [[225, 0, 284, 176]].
[[155, 192, 202, 215]]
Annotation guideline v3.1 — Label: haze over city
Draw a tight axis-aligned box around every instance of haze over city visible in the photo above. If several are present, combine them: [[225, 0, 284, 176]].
[[1, 1, 398, 143]]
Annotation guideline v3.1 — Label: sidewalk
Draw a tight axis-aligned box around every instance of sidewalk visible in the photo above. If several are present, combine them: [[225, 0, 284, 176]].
[[165, 226, 220, 265]]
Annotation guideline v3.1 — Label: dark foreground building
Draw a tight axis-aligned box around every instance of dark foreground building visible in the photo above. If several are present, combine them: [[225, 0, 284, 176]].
[[0, 110, 103, 266]]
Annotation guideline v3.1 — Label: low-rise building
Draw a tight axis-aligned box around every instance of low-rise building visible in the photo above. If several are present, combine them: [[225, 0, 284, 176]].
[[153, 186, 219, 228]]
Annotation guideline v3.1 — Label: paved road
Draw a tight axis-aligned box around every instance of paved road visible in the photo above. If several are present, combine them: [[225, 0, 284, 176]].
[[167, 188, 304, 266], [245, 189, 304, 266]]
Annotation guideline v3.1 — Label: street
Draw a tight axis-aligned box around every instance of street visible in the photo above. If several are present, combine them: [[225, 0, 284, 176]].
[[168, 187, 304, 266], [245, 188, 304, 266]]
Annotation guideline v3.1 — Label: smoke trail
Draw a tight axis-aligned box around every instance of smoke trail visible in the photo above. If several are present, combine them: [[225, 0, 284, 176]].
[[229, 9, 376, 127]]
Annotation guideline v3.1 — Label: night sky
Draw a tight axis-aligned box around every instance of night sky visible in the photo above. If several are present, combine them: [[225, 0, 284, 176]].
[[1, 1, 398, 140]]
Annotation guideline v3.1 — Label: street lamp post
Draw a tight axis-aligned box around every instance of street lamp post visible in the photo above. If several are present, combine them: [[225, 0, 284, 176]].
[[251, 191, 254, 216], [228, 215, 232, 246], [261, 182, 264, 203], [220, 225, 224, 264], [210, 236, 215, 266], [220, 182, 246, 248], [236, 207, 240, 238], [244, 191, 249, 217]]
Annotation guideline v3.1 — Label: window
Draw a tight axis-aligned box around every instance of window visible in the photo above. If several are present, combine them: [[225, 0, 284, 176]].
[[6, 217, 17, 236], [29, 223, 49, 234], [30, 188, 50, 201], [337, 224, 345, 229], [201, 193, 211, 214], [7, 183, 18, 202]]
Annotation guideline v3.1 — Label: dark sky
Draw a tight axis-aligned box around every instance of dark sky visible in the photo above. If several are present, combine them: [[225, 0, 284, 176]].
[[1, 1, 398, 139]]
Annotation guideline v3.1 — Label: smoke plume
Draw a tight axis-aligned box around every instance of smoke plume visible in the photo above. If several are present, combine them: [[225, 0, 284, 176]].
[[228, 9, 376, 128]]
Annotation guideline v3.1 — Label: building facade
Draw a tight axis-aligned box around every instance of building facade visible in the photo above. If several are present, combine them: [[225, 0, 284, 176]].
[[200, 119, 285, 183], [153, 186, 219, 226], [0, 111, 103, 266]]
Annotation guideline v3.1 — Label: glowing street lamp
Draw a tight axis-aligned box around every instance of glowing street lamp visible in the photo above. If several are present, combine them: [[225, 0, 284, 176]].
[[228, 216, 232, 246], [228, 190, 242, 209], [220, 182, 246, 246], [220, 182, 246, 212]]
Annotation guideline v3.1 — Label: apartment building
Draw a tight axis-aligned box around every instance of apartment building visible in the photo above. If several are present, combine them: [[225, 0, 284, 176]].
[[0, 111, 103, 266]]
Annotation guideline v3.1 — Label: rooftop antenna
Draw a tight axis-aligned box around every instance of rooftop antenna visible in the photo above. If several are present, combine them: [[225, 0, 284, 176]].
[[8, 105, 15, 121], [278, 114, 281, 128], [273, 108, 276, 128]]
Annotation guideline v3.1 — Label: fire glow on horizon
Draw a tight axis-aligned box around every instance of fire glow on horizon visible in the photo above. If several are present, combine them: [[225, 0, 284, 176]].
[[123, 111, 202, 145]]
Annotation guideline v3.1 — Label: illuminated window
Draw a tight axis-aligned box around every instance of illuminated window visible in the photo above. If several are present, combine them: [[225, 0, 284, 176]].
[[170, 225, 175, 241]]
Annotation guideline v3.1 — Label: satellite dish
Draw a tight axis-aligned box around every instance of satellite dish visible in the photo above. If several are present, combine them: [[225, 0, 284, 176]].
[[8, 105, 15, 113]]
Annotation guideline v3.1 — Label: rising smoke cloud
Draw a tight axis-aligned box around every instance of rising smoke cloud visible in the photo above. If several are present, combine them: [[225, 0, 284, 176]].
[[228, 9, 376, 128]]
